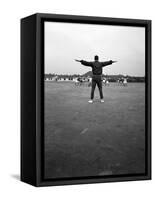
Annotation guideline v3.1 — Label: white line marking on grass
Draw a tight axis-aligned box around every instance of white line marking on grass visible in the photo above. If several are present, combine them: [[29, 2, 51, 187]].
[[80, 128, 88, 135]]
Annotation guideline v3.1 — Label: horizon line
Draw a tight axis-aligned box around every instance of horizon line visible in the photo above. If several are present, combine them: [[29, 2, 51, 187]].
[[45, 73, 145, 77]]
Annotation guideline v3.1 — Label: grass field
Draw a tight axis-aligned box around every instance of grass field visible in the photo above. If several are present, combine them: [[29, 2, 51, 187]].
[[45, 82, 145, 179]]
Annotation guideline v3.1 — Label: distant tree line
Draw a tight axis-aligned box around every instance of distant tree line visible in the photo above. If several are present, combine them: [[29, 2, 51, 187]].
[[105, 75, 145, 83], [45, 73, 145, 82]]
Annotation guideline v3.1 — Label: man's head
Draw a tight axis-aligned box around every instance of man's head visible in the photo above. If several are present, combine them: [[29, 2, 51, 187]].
[[94, 55, 99, 61]]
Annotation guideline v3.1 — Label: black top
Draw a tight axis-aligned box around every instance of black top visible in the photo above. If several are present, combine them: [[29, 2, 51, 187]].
[[81, 60, 113, 75]]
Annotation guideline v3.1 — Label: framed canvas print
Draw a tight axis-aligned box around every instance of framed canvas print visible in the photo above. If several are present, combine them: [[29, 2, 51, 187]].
[[21, 13, 151, 186]]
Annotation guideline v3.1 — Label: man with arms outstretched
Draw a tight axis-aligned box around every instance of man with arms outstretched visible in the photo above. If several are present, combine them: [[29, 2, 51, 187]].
[[75, 55, 117, 103]]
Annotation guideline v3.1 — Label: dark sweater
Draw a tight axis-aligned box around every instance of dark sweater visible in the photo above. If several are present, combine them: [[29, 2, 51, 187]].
[[81, 60, 113, 75]]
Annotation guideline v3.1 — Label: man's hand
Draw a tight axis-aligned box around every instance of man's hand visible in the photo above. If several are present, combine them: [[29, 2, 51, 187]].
[[75, 59, 82, 62], [112, 61, 117, 63]]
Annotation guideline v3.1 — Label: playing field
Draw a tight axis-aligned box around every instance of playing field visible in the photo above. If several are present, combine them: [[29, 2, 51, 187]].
[[44, 82, 145, 179]]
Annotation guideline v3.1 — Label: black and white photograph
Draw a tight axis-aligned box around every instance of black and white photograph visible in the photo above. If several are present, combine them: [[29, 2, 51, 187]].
[[0, 0, 154, 197], [44, 20, 147, 179]]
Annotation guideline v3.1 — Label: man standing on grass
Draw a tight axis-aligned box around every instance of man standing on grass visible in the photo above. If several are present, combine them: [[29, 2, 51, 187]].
[[75, 55, 117, 103]]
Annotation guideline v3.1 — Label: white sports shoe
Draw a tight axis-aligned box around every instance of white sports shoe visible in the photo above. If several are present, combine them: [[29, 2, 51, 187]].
[[100, 99, 104, 103], [88, 100, 93, 103]]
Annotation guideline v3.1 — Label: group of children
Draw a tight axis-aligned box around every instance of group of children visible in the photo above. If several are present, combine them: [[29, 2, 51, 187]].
[[75, 77, 128, 87]]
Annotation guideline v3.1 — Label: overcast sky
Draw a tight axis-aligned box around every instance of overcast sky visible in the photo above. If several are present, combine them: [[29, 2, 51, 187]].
[[45, 21, 145, 76]]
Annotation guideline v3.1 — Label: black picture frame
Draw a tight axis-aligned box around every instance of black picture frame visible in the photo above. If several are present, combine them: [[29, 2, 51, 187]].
[[21, 13, 151, 187]]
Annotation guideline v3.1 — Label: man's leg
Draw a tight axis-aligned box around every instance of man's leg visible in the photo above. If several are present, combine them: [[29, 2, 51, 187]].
[[97, 79, 104, 100], [90, 79, 96, 100]]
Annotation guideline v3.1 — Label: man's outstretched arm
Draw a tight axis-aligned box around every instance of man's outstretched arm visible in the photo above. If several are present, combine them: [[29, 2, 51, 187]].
[[75, 59, 92, 67], [101, 60, 117, 67]]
